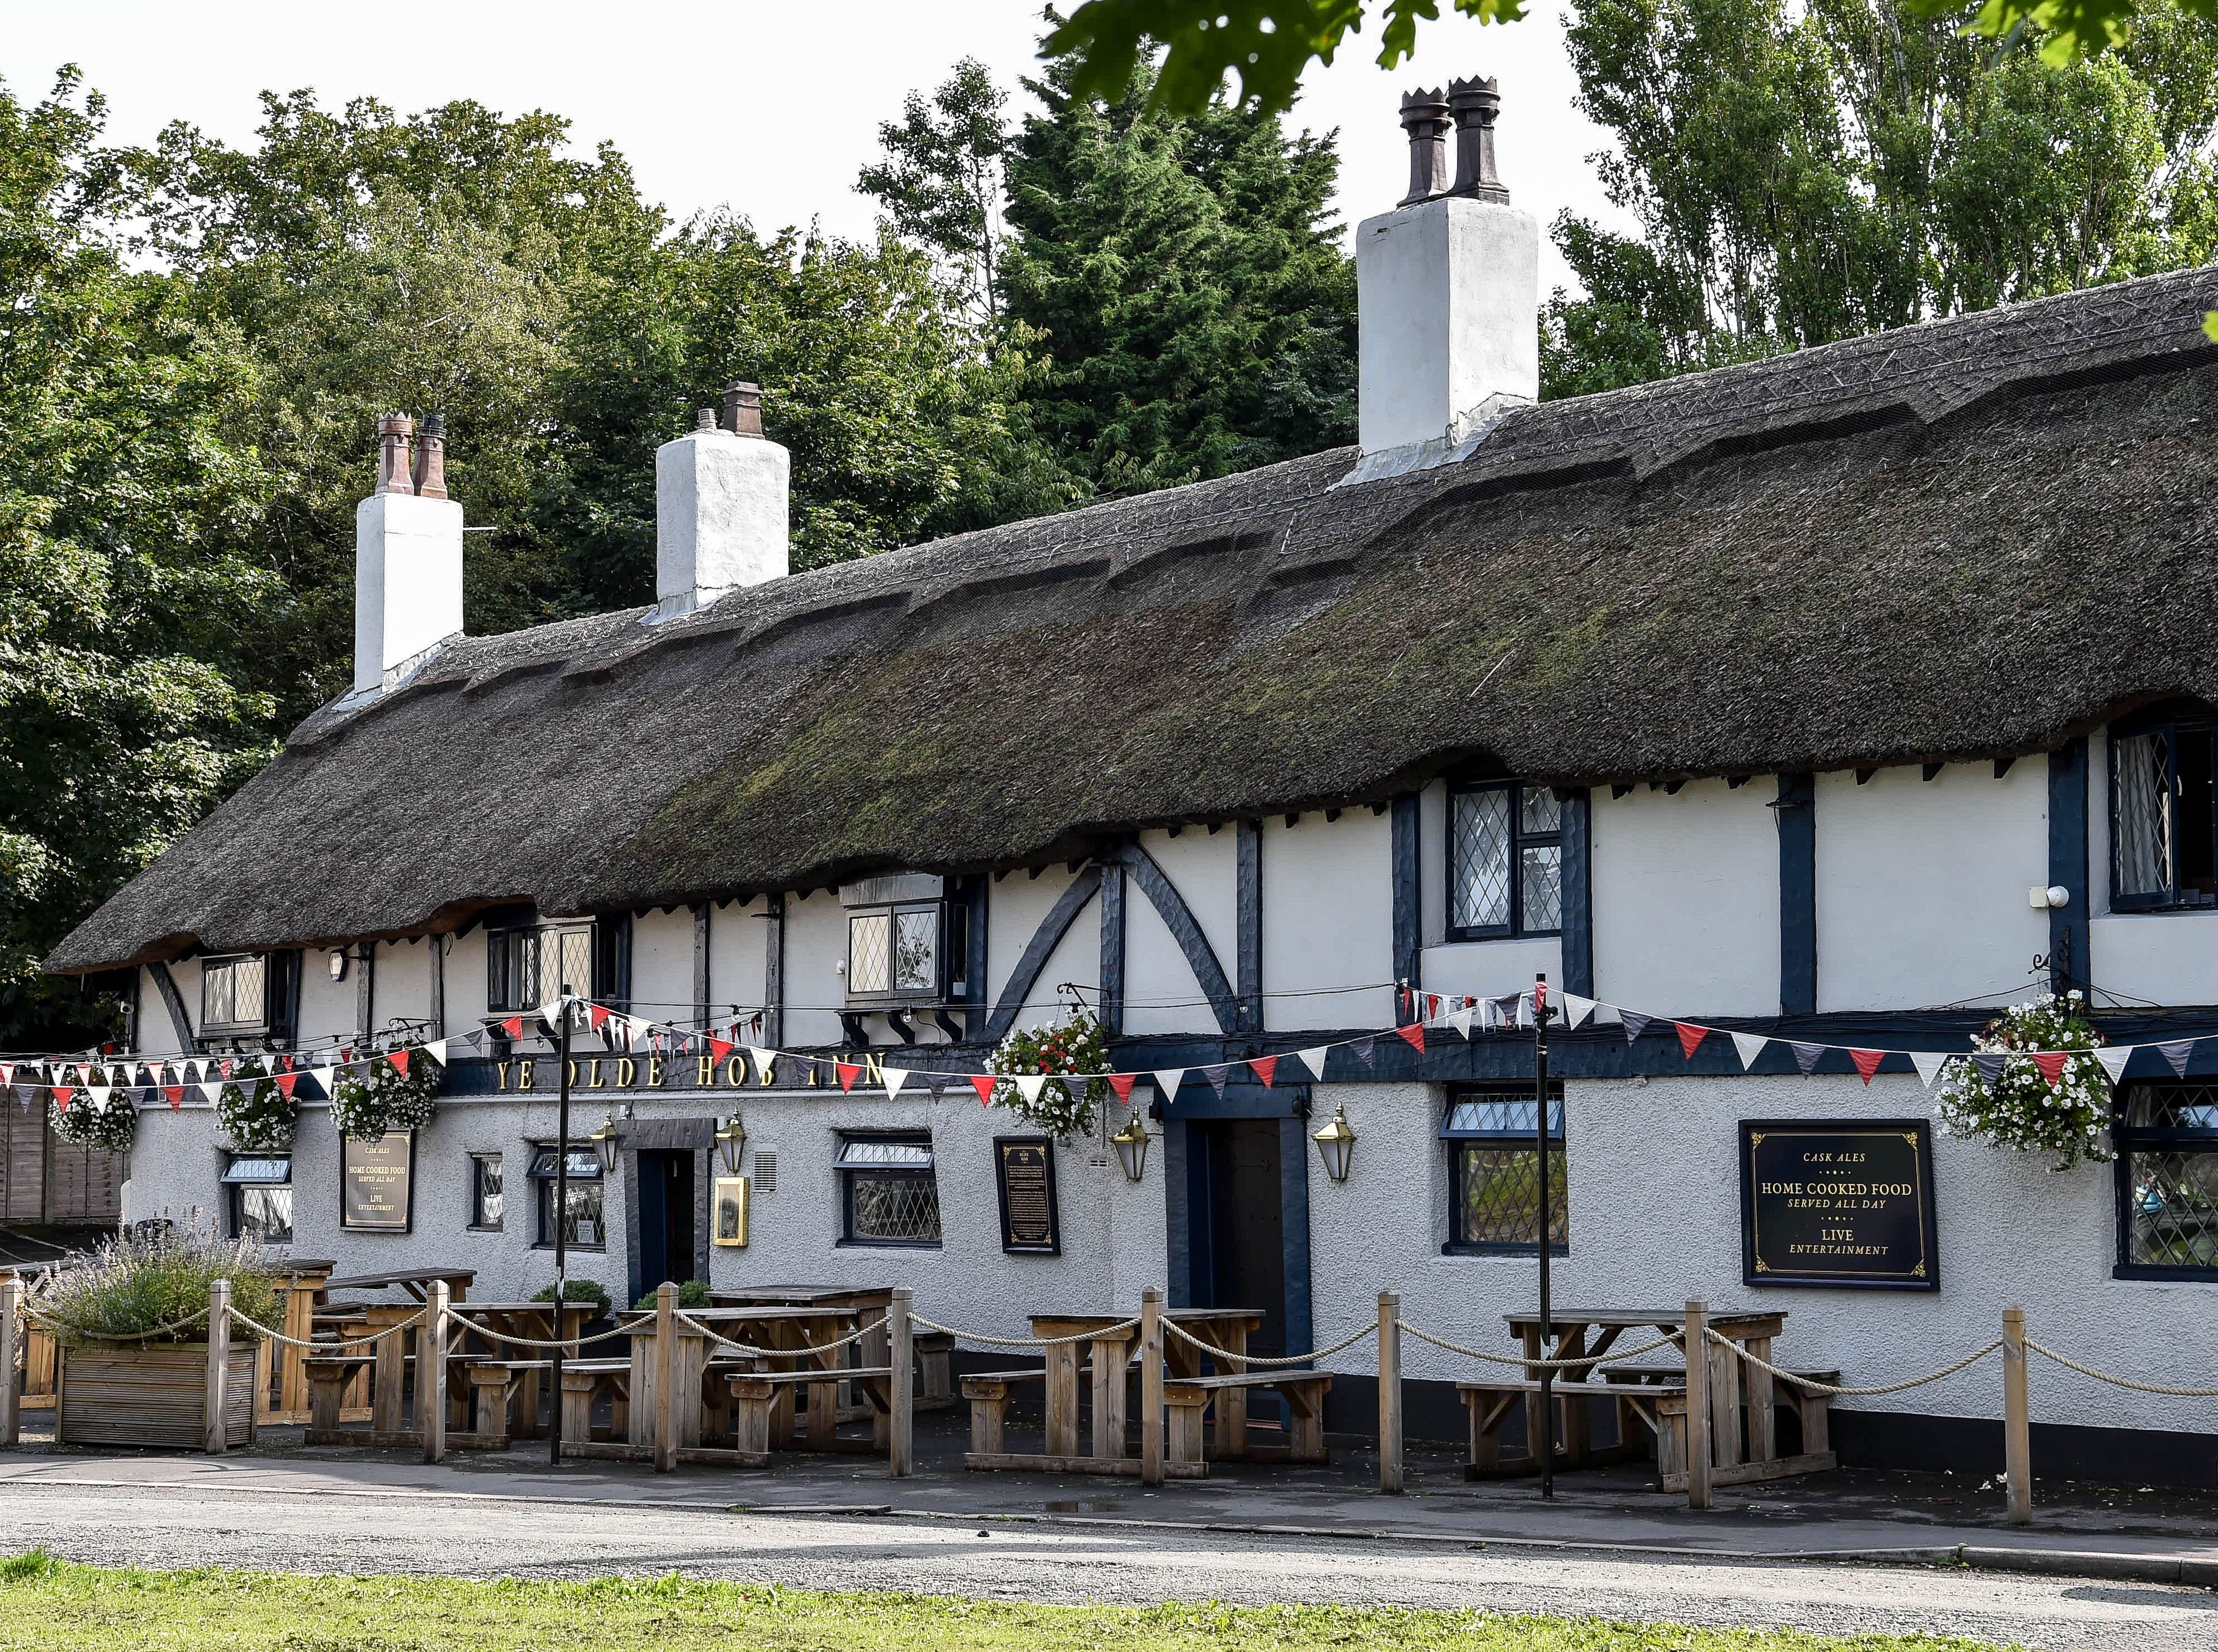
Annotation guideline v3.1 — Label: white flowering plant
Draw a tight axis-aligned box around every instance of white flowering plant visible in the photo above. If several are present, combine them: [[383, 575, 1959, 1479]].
[[52, 1067, 137, 1154], [215, 1057, 297, 1152], [329, 1044, 442, 1141], [1937, 993, 2112, 1170], [988, 1004, 1111, 1138]]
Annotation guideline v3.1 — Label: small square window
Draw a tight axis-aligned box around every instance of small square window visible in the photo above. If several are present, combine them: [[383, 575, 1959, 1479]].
[[222, 1154, 292, 1244], [1448, 783, 1565, 940], [1441, 1087, 1566, 1255], [838, 1133, 940, 1246], [527, 1144, 604, 1250], [470, 1153, 504, 1231], [202, 954, 272, 1035], [2115, 1082, 2218, 1278], [488, 923, 597, 1014], [844, 903, 948, 1003]]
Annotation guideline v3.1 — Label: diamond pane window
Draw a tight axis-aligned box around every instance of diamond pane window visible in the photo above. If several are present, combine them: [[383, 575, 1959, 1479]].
[[1443, 1087, 1567, 1253], [202, 954, 269, 1033], [839, 1133, 941, 1246], [2115, 1081, 2218, 1278], [2109, 707, 2217, 912], [488, 923, 597, 1013], [848, 913, 891, 993], [894, 909, 938, 992], [1449, 783, 1566, 939]]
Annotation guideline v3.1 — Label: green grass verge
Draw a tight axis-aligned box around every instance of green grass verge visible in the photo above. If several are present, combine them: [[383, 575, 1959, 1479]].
[[0, 1551, 2011, 1652]]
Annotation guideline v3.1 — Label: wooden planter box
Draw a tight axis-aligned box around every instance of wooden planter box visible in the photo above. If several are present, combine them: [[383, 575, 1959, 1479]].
[[56, 1342, 258, 1450]]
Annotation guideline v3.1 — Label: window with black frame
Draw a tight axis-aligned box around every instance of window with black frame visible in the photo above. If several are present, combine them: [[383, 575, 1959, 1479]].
[[844, 903, 964, 1004], [2110, 705, 2218, 912], [1448, 783, 1564, 939], [528, 1145, 604, 1250], [221, 1154, 293, 1244], [488, 923, 595, 1013], [469, 1153, 504, 1231], [2115, 1082, 2218, 1277], [837, 1133, 942, 1246], [201, 952, 294, 1040], [1441, 1087, 1566, 1254]]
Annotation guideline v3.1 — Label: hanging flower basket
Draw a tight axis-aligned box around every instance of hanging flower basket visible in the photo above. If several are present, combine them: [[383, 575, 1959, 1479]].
[[52, 1069, 136, 1155], [329, 1047, 442, 1141], [215, 1057, 297, 1152], [987, 1004, 1110, 1138], [1937, 993, 2112, 1170]]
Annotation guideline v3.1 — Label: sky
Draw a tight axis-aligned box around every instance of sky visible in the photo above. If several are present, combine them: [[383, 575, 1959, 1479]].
[[2, 1, 1630, 294]]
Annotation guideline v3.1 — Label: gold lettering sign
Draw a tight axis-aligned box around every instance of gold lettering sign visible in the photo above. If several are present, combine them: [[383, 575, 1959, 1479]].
[[496, 1061, 512, 1092], [615, 1058, 635, 1087], [1740, 1120, 1938, 1291], [341, 1132, 414, 1232]]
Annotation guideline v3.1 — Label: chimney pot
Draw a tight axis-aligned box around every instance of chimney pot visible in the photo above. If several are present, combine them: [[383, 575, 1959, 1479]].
[[355, 418, 464, 694], [723, 381, 764, 438], [695, 407, 717, 433], [412, 412, 449, 499], [1398, 88, 1452, 207], [1448, 78, 1509, 203], [377, 413, 415, 495]]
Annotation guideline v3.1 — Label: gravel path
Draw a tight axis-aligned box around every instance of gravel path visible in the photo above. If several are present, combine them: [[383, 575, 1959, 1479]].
[[3, 1480, 2216, 1650]]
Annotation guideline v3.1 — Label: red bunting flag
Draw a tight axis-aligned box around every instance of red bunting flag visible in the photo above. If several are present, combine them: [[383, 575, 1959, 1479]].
[[218, 1058, 235, 1079], [1849, 1048, 1885, 1084], [969, 1074, 998, 1105], [274, 1072, 299, 1099], [388, 1049, 410, 1078], [52, 1087, 72, 1112], [709, 1037, 734, 1064], [1106, 1074, 1136, 1105], [1675, 1023, 1710, 1059], [500, 1016, 524, 1040], [163, 1085, 184, 1110], [277, 1054, 293, 1073], [837, 1061, 862, 1092], [1396, 1024, 1425, 1052], [1249, 1056, 1279, 1088], [589, 1004, 610, 1032], [2031, 1050, 2071, 1088]]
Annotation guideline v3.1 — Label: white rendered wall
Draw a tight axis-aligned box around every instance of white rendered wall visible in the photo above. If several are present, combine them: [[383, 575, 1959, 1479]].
[[1816, 763, 2050, 1011], [444, 929, 490, 1028], [780, 889, 846, 1047], [1123, 829, 1236, 1037], [986, 866, 1100, 1030], [1593, 779, 1781, 1017], [628, 907, 696, 1021], [1263, 812, 1394, 1032], [135, 961, 196, 1056], [377, 936, 434, 1034], [294, 950, 353, 1047], [705, 895, 770, 1020], [2086, 727, 2218, 1004]]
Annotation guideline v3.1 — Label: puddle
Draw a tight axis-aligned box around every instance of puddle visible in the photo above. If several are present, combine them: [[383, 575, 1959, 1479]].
[[1042, 1499, 1128, 1515]]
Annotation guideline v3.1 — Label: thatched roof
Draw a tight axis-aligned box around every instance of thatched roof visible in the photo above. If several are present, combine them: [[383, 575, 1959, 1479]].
[[48, 264, 2218, 972]]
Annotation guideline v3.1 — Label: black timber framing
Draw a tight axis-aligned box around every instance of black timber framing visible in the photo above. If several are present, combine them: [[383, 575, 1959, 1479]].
[[146, 961, 194, 1050], [428, 936, 445, 1038], [1236, 818, 1263, 1034], [1776, 773, 1816, 1015], [1104, 842, 1240, 1035], [762, 893, 785, 1048], [1391, 794, 1421, 1004], [1560, 788, 1594, 998], [1099, 855, 1127, 1035], [2049, 739, 2091, 995], [691, 902, 712, 1025], [983, 866, 1104, 1043]]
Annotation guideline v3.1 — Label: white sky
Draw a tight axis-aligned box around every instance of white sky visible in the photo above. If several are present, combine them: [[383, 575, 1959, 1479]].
[[3, 0, 1628, 294]]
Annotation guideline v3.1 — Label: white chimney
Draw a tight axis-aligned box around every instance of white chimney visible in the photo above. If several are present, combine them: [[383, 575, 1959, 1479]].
[[353, 413, 464, 695], [652, 382, 789, 622], [1349, 78, 1539, 479]]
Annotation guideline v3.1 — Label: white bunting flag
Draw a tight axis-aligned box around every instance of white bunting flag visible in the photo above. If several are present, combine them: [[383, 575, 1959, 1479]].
[[1449, 1005, 1475, 1038], [1152, 1068, 1186, 1101], [311, 1067, 336, 1099], [748, 1048, 777, 1084], [195, 1082, 222, 1107], [1559, 992, 1597, 1030], [1730, 1032, 1769, 1071], [86, 1086, 112, 1111], [883, 1067, 910, 1101], [1909, 1050, 1954, 1088], [1289, 1047, 1331, 1081], [2094, 1045, 2134, 1087], [422, 1039, 448, 1068], [0, 1063, 11, 1087], [1013, 1073, 1049, 1105]]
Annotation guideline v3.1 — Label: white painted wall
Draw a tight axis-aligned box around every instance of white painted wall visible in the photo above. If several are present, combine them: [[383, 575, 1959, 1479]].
[[1593, 779, 1782, 1018], [705, 895, 770, 1020], [1815, 763, 2051, 1012], [2086, 727, 2218, 1004], [445, 929, 490, 1029], [1123, 829, 1235, 1037], [1263, 812, 1395, 1032], [985, 866, 1099, 1030], [628, 907, 695, 1022], [1420, 937, 1561, 1002], [135, 961, 196, 1057], [294, 951, 353, 1048], [780, 889, 847, 1047], [376, 936, 434, 1035]]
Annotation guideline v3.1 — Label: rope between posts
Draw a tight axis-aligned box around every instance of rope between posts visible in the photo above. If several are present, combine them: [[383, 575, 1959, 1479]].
[[910, 1315, 1139, 1349], [1710, 1330, 2003, 1396], [674, 1311, 875, 1360], [2025, 1340, 2218, 1398], [1161, 1316, 1375, 1365], [21, 1306, 211, 1343], [1396, 1323, 1682, 1369], [403, 1315, 641, 1355], [222, 1308, 427, 1351]]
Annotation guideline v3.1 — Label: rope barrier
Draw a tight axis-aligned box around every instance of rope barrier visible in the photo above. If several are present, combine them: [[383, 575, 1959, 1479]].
[[1709, 1330, 2003, 1396], [22, 1306, 212, 1343], [1161, 1316, 1376, 1365], [443, 1318, 640, 1354], [2025, 1339, 2218, 1398], [909, 1315, 1139, 1349], [674, 1310, 878, 1360], [1396, 1322, 1683, 1369], [221, 1307, 428, 1351]]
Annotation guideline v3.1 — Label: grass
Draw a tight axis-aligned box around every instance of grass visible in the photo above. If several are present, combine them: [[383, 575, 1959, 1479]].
[[0, 1551, 2015, 1652]]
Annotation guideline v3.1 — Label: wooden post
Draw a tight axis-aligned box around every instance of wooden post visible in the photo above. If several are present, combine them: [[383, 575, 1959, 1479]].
[[1683, 1300, 1712, 1510], [1378, 1290, 1403, 1494], [204, 1278, 232, 1455], [1, 1276, 20, 1448], [2002, 1305, 2032, 1525], [888, 1287, 914, 1477], [420, 1281, 448, 1463], [653, 1281, 678, 1473], [1139, 1288, 1164, 1487]]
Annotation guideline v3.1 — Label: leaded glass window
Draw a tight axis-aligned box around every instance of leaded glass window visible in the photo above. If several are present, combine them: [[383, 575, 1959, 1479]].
[[1449, 783, 1565, 939], [202, 954, 269, 1034], [838, 1133, 941, 1246], [2116, 1082, 2218, 1277], [528, 1145, 604, 1250], [2110, 708, 2216, 912], [488, 922, 597, 1012], [222, 1154, 292, 1243], [844, 903, 947, 1002], [1442, 1086, 1566, 1254]]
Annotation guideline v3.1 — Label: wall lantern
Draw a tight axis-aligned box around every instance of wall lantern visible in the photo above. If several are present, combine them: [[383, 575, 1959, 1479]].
[[328, 948, 349, 983], [714, 1112, 747, 1176], [1311, 1102, 1357, 1183], [589, 1113, 622, 1174], [1110, 1114, 1151, 1183]]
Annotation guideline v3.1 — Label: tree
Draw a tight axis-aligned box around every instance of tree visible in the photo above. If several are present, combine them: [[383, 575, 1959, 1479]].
[[857, 58, 1012, 327], [1000, 59, 1359, 493]]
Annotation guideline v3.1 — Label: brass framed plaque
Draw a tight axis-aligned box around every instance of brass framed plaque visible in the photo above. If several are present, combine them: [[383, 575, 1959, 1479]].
[[713, 1175, 750, 1247], [1740, 1119, 1939, 1290], [340, 1131, 415, 1232], [993, 1136, 1060, 1255]]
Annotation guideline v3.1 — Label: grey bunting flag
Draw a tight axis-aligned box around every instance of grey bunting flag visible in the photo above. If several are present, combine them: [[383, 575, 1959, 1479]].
[[464, 1028, 486, 1052], [1791, 1043, 1826, 1075], [1971, 1053, 2008, 1085], [1201, 1063, 1233, 1098], [927, 1076, 951, 1101], [1349, 1037, 1376, 1068], [1620, 1010, 1651, 1044], [2161, 1038, 2197, 1078]]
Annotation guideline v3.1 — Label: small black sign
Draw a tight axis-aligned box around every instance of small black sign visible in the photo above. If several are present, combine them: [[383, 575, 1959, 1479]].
[[993, 1136, 1060, 1255], [1739, 1119, 1938, 1290], [341, 1131, 415, 1233]]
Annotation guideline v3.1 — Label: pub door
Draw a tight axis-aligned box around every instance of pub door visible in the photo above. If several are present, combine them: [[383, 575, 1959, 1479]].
[[635, 1149, 698, 1293], [1185, 1118, 1288, 1360]]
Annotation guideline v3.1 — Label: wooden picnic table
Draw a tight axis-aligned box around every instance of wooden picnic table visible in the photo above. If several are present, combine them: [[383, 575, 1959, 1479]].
[[706, 1286, 896, 1422], [1008, 1306, 1265, 1471], [1501, 1306, 1787, 1474], [258, 1258, 336, 1426], [626, 1304, 867, 1457], [326, 1268, 475, 1303], [447, 1301, 598, 1439]]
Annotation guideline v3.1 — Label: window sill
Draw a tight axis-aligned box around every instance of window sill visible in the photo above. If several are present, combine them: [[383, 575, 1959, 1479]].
[[467, 1224, 504, 1234], [530, 1241, 606, 1254], [836, 1238, 943, 1250], [2112, 1263, 2218, 1283], [1441, 1241, 1569, 1257]]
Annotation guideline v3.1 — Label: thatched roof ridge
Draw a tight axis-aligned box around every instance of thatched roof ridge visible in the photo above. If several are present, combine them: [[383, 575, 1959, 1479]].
[[48, 263, 2218, 972]]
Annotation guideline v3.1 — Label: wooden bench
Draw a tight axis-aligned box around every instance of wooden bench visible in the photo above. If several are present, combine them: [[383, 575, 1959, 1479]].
[[916, 1331, 957, 1411], [557, 1358, 631, 1443], [960, 1368, 1046, 1457], [454, 1360, 549, 1449], [728, 1366, 897, 1460], [1162, 1371, 1332, 1465], [303, 1354, 377, 1445]]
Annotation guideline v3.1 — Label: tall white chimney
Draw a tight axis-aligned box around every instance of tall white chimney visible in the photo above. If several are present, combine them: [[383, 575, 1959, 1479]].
[[1350, 78, 1539, 479], [353, 413, 464, 695], [652, 383, 789, 622]]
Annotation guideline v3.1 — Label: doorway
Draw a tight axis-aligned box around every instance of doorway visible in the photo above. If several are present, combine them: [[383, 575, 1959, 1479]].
[[1185, 1118, 1288, 1358], [635, 1149, 697, 1295]]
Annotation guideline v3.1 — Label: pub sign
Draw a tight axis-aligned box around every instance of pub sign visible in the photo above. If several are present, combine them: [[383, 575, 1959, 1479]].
[[993, 1136, 1060, 1255], [341, 1130, 415, 1232], [1739, 1119, 1939, 1290]]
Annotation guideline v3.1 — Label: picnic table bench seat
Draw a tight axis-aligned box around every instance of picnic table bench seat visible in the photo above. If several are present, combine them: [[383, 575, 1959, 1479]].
[[302, 1353, 378, 1444], [557, 1358, 632, 1441], [1163, 1370, 1332, 1464], [726, 1366, 897, 1456], [960, 1368, 1048, 1455]]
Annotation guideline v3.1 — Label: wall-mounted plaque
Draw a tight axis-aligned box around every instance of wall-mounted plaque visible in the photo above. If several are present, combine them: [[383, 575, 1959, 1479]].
[[713, 1175, 750, 1247], [341, 1131, 415, 1233], [1740, 1119, 1938, 1290], [994, 1136, 1060, 1255]]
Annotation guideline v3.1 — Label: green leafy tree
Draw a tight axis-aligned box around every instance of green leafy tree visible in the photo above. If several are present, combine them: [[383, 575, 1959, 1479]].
[[857, 58, 1012, 327]]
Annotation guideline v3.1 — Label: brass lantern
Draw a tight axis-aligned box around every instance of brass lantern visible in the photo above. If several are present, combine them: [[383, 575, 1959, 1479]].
[[1110, 1114, 1151, 1183], [1311, 1101, 1357, 1183], [714, 1112, 747, 1176], [589, 1112, 622, 1174]]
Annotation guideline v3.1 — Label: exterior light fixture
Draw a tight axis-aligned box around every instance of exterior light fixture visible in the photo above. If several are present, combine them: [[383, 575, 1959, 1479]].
[[714, 1112, 747, 1176], [589, 1112, 621, 1175], [328, 949, 349, 983], [1311, 1102, 1357, 1183], [1110, 1114, 1151, 1183]]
